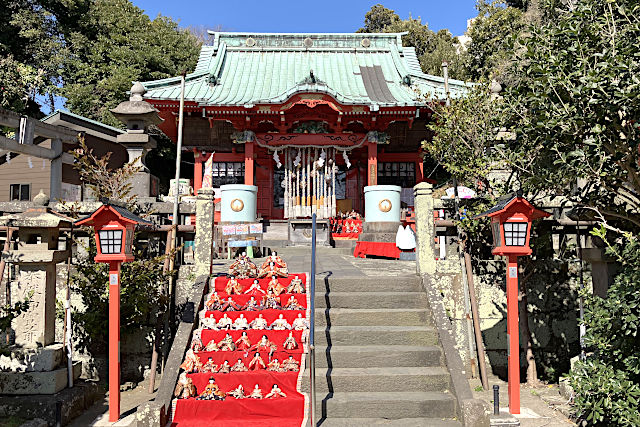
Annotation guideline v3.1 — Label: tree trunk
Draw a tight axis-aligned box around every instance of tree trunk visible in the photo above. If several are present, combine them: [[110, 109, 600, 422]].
[[519, 263, 541, 386]]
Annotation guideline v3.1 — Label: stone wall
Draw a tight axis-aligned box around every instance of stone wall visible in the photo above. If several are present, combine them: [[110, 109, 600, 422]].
[[415, 184, 592, 382]]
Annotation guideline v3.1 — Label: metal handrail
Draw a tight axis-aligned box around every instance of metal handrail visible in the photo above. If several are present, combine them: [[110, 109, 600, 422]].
[[309, 213, 317, 426]]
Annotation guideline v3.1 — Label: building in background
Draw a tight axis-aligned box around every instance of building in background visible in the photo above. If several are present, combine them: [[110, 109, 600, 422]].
[[0, 110, 127, 202]]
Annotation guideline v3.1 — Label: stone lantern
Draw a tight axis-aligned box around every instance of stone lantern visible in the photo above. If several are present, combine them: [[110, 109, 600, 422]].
[[0, 192, 80, 394], [110, 82, 163, 201]]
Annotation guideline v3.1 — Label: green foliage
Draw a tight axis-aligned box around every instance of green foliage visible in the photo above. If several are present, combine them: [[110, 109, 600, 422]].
[[70, 239, 168, 353], [466, 1, 527, 82], [59, 0, 201, 127], [569, 234, 640, 425], [358, 4, 469, 80], [0, 0, 199, 119], [0, 0, 72, 115]]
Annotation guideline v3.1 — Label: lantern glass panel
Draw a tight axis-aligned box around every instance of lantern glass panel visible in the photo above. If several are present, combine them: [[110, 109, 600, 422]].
[[491, 222, 501, 248], [99, 229, 123, 254], [504, 222, 528, 246], [125, 229, 133, 253]]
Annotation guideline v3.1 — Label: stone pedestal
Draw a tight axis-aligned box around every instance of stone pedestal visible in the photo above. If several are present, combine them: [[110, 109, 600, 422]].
[[414, 182, 436, 275], [194, 187, 214, 277], [358, 221, 402, 243]]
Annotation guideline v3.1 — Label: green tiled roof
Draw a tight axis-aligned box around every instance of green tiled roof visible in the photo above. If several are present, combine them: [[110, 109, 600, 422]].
[[141, 32, 469, 107]]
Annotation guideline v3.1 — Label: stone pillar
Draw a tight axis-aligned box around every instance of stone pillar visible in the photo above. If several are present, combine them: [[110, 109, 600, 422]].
[[194, 187, 215, 277], [414, 182, 436, 275], [12, 264, 56, 346]]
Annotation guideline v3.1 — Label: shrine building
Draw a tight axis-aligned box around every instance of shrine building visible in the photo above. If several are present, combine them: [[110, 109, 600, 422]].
[[141, 32, 467, 220]]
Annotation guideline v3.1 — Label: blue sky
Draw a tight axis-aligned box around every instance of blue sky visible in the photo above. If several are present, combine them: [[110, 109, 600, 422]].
[[134, 0, 478, 35], [42, 0, 478, 114]]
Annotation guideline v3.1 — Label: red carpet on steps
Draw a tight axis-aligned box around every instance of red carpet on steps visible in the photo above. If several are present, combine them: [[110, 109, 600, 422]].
[[171, 274, 309, 427]]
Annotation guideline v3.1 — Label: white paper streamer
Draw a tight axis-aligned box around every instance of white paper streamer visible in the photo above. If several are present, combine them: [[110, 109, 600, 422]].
[[342, 150, 351, 169]]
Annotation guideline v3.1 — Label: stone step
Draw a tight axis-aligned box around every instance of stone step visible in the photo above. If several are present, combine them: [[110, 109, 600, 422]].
[[315, 308, 432, 327], [314, 326, 439, 346], [316, 276, 422, 293], [315, 292, 427, 309], [315, 418, 462, 426], [308, 345, 443, 368], [320, 392, 457, 419], [301, 367, 450, 393]]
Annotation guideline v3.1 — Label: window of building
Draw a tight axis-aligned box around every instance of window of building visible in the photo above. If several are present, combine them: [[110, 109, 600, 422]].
[[10, 184, 31, 201], [377, 162, 416, 188], [210, 162, 244, 187]]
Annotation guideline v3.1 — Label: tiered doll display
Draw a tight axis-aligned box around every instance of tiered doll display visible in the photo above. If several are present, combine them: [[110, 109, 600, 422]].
[[172, 252, 309, 425]]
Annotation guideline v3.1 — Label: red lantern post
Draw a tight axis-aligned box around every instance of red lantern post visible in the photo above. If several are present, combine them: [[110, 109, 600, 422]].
[[474, 194, 549, 414], [76, 202, 150, 422]]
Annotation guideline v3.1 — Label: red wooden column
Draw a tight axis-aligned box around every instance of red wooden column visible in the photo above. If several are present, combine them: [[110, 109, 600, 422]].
[[506, 255, 521, 414], [245, 142, 254, 185], [193, 149, 203, 194], [417, 148, 424, 183], [367, 141, 377, 186], [108, 261, 121, 422]]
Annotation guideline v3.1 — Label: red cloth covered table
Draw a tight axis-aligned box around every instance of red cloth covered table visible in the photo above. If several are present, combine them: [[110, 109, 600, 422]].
[[353, 241, 401, 259]]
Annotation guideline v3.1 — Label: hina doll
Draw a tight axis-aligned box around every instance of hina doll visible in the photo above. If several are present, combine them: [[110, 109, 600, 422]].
[[261, 291, 281, 310], [248, 352, 266, 370], [220, 297, 242, 312], [249, 384, 263, 399], [267, 358, 282, 372], [180, 349, 201, 373], [281, 355, 300, 372], [190, 329, 203, 353], [228, 252, 257, 279], [244, 279, 265, 296], [227, 384, 246, 399], [196, 377, 225, 400], [233, 314, 249, 330], [283, 332, 298, 350], [174, 372, 197, 399], [291, 313, 309, 330], [283, 295, 304, 311], [224, 275, 243, 295], [201, 357, 218, 373], [261, 251, 287, 269], [217, 360, 231, 374], [205, 291, 222, 311], [204, 338, 218, 352], [287, 275, 305, 294], [243, 296, 260, 311], [258, 261, 288, 279], [235, 331, 251, 351], [250, 335, 278, 353], [270, 314, 292, 330], [249, 314, 268, 329], [216, 333, 236, 351], [201, 313, 218, 330], [267, 275, 287, 296], [216, 313, 233, 330], [231, 358, 248, 372], [265, 384, 287, 399]]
